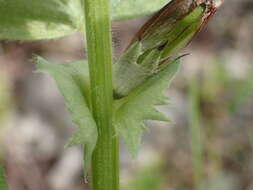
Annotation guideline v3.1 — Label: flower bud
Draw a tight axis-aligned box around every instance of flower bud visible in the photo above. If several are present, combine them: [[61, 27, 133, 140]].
[[113, 0, 223, 98], [134, 0, 223, 61]]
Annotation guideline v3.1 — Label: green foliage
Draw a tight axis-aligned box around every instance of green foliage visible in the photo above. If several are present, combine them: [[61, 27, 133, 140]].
[[36, 57, 97, 175], [0, 0, 83, 40], [0, 163, 7, 190], [0, 72, 11, 190], [188, 78, 204, 190], [111, 0, 169, 20], [125, 163, 165, 190], [114, 59, 181, 156], [0, 0, 169, 40], [35, 56, 180, 166], [0, 0, 223, 189], [113, 5, 207, 98]]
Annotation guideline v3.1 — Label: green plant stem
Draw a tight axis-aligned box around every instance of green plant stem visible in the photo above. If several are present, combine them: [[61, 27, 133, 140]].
[[189, 78, 203, 190], [82, 0, 119, 190]]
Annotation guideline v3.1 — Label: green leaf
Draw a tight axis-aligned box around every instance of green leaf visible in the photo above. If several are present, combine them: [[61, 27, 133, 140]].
[[0, 0, 170, 40], [113, 59, 181, 156], [111, 0, 170, 20], [35, 57, 97, 175], [0, 0, 83, 40]]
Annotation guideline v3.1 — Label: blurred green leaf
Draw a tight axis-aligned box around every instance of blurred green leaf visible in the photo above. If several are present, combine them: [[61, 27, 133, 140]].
[[202, 60, 229, 101], [0, 0, 83, 40], [0, 163, 8, 190], [36, 57, 97, 175], [125, 163, 165, 190], [0, 72, 10, 190], [188, 78, 204, 190], [0, 0, 170, 40], [114, 59, 181, 156], [111, 0, 169, 20]]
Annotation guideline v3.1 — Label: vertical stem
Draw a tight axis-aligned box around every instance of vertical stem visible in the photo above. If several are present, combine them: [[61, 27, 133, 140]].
[[82, 0, 119, 190], [189, 78, 203, 190]]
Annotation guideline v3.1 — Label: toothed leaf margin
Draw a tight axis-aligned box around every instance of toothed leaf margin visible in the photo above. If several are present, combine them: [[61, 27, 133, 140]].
[[35, 57, 97, 175], [113, 59, 181, 156]]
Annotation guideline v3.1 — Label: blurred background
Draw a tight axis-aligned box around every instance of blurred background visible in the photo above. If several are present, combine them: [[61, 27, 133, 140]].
[[0, 0, 252, 189]]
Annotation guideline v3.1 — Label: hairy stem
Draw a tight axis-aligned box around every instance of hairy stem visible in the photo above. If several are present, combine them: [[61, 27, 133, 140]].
[[82, 0, 119, 189]]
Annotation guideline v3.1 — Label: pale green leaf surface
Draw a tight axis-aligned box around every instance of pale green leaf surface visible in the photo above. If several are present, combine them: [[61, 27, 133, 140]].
[[36, 57, 96, 174], [111, 0, 170, 20], [0, 0, 169, 40], [114, 59, 181, 156], [0, 0, 83, 40]]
